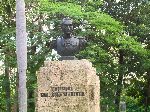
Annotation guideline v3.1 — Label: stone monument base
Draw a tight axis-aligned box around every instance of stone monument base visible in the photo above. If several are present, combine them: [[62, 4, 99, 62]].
[[59, 56, 77, 60], [35, 59, 100, 112]]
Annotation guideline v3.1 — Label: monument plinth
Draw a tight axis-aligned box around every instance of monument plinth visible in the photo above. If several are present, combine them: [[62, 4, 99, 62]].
[[35, 60, 100, 112]]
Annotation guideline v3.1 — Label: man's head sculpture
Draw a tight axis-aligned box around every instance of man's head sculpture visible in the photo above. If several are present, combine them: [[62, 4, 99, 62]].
[[51, 17, 87, 60], [61, 17, 73, 38]]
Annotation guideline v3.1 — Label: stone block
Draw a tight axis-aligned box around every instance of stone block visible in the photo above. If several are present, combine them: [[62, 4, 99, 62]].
[[35, 60, 100, 112]]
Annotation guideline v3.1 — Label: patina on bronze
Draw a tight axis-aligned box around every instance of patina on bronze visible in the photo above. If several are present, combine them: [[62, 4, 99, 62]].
[[51, 17, 87, 60]]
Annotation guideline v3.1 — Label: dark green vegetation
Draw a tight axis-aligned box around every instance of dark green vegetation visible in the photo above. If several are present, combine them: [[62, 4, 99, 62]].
[[0, 0, 150, 111]]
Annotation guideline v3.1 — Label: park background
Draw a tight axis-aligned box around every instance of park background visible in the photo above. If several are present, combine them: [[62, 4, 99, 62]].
[[0, 0, 150, 111]]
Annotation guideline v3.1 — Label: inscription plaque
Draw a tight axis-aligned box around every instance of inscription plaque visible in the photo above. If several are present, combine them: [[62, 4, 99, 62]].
[[40, 86, 85, 97], [35, 60, 100, 112]]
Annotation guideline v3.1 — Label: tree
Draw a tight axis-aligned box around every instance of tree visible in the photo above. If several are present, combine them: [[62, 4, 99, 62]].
[[102, 0, 150, 111], [16, 0, 27, 111], [0, 0, 16, 111]]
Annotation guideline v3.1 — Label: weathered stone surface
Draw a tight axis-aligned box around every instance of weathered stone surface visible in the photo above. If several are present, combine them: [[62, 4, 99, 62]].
[[35, 59, 100, 112]]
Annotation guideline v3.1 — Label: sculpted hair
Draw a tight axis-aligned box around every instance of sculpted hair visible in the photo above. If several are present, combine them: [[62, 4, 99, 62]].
[[61, 17, 73, 25]]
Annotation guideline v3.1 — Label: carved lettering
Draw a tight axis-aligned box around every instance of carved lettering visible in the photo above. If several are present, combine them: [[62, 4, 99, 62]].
[[51, 87, 73, 92], [40, 86, 85, 98], [63, 92, 67, 96], [41, 93, 48, 97]]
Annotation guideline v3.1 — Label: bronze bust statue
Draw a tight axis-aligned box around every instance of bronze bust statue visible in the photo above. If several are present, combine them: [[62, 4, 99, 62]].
[[51, 17, 86, 60]]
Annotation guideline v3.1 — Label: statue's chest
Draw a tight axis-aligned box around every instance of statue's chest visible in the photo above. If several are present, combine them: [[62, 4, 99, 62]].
[[57, 37, 79, 56], [62, 38, 78, 47]]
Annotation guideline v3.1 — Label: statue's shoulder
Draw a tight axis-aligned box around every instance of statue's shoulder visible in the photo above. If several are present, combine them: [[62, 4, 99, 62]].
[[72, 35, 84, 39], [75, 36, 86, 41], [77, 36, 87, 47], [77, 36, 84, 39]]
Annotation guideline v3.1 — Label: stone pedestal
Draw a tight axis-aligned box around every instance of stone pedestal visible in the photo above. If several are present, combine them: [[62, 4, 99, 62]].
[[35, 59, 100, 112]]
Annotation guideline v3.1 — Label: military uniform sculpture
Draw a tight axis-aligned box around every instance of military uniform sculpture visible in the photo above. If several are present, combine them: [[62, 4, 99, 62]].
[[52, 18, 86, 60]]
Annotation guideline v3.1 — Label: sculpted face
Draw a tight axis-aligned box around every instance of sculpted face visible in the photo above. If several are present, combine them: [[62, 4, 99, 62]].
[[61, 18, 73, 35]]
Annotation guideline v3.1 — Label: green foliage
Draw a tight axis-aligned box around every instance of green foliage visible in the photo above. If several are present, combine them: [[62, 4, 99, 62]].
[[124, 96, 149, 112], [0, 0, 150, 111], [40, 1, 83, 17], [103, 0, 150, 111]]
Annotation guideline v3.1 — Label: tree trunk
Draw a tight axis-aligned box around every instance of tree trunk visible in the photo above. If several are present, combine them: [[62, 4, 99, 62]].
[[115, 49, 124, 112], [145, 71, 150, 112], [4, 53, 11, 112], [145, 42, 150, 112], [16, 0, 27, 111], [12, 72, 19, 112]]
